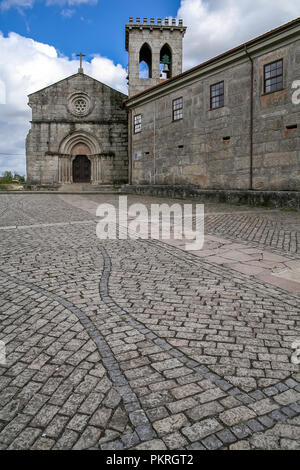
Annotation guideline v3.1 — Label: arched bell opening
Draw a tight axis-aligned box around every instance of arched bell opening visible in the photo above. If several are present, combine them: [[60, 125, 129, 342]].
[[139, 43, 152, 79], [160, 44, 172, 79]]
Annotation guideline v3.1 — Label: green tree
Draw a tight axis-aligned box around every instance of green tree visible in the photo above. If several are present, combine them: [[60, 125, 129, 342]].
[[13, 173, 25, 183], [1, 171, 13, 183]]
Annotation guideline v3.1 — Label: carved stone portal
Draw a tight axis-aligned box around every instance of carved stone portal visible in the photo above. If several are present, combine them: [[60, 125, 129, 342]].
[[58, 132, 105, 184]]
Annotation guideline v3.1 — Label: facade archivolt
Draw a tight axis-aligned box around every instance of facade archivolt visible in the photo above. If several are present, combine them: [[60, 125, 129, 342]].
[[58, 132, 103, 184], [59, 131, 101, 156]]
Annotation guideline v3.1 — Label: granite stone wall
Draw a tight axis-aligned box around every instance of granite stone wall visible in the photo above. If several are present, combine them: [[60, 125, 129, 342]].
[[26, 73, 128, 186], [128, 40, 300, 191], [126, 18, 186, 97]]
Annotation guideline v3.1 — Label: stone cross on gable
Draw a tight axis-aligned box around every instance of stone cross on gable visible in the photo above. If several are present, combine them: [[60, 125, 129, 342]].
[[77, 52, 86, 74]]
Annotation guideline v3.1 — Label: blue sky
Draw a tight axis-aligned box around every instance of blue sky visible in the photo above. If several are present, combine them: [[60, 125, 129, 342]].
[[0, 0, 299, 176], [0, 1, 181, 69]]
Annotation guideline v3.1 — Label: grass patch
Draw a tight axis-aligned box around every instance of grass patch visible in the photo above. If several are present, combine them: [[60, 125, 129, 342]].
[[0, 183, 24, 191]]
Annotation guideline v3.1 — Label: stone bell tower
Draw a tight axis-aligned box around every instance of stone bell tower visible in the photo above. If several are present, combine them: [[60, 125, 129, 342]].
[[125, 17, 187, 97]]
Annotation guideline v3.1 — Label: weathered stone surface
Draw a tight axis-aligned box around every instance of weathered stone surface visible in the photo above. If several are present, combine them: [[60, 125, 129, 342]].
[[127, 27, 300, 192], [153, 413, 189, 436], [109, 407, 128, 432], [186, 401, 224, 422], [135, 440, 167, 450], [274, 390, 300, 406], [230, 440, 251, 450], [26, 74, 128, 187], [126, 19, 185, 97], [196, 388, 227, 404], [219, 406, 256, 426], [72, 426, 101, 450], [162, 432, 188, 450], [8, 428, 41, 450], [225, 377, 257, 393], [0, 193, 300, 452], [90, 407, 112, 428], [171, 383, 202, 400], [167, 397, 198, 414], [250, 434, 280, 450], [280, 438, 300, 450], [249, 399, 279, 416], [182, 419, 223, 442]]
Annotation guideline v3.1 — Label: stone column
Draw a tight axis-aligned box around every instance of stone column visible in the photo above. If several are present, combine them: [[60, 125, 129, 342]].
[[58, 156, 72, 183], [68, 156, 73, 183], [90, 155, 102, 184]]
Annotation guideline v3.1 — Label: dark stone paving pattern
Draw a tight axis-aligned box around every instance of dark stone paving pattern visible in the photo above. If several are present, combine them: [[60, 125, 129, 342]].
[[205, 212, 300, 255], [0, 194, 95, 227], [98, 243, 300, 450], [0, 194, 299, 450], [0, 271, 157, 449]]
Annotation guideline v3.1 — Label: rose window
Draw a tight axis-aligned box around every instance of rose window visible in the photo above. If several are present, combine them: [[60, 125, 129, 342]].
[[68, 92, 91, 117], [74, 98, 88, 115]]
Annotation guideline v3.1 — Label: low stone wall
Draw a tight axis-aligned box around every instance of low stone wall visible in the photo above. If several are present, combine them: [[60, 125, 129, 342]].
[[25, 184, 61, 192], [121, 185, 300, 210], [24, 184, 122, 193]]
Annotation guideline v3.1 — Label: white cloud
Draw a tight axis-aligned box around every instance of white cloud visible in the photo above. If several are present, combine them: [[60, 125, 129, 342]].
[[1, 1, 299, 176], [177, 0, 300, 69], [61, 8, 75, 18], [0, 32, 127, 175], [0, 0, 97, 11], [46, 0, 98, 6], [0, 0, 33, 10]]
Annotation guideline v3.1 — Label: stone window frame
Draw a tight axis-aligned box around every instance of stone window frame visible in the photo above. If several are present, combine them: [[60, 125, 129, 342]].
[[210, 81, 225, 110], [74, 97, 88, 115], [263, 58, 284, 94], [172, 97, 183, 121], [67, 91, 93, 118], [134, 114, 142, 134]]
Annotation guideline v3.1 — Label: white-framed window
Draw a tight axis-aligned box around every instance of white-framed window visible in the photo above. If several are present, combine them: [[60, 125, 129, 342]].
[[264, 59, 283, 94], [173, 97, 183, 121], [210, 81, 224, 109], [134, 114, 142, 133]]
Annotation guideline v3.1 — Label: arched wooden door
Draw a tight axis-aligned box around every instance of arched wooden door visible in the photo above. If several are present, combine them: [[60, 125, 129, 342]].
[[72, 155, 91, 183]]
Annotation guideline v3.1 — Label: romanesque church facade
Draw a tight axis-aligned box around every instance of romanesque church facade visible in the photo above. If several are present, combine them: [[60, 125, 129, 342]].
[[26, 70, 128, 187], [26, 17, 300, 191]]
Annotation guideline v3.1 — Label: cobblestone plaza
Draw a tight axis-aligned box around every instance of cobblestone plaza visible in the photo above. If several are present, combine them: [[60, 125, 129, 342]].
[[0, 194, 299, 450]]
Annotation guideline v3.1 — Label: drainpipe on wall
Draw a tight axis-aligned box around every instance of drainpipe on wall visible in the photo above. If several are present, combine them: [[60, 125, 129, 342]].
[[153, 101, 156, 185], [244, 45, 254, 191], [128, 109, 133, 185]]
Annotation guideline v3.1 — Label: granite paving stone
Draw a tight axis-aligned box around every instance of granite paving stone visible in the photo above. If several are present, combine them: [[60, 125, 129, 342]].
[[0, 194, 299, 450]]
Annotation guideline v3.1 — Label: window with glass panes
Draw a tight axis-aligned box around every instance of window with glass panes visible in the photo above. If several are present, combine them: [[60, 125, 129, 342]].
[[210, 81, 224, 109], [134, 114, 142, 133], [173, 97, 183, 121], [264, 59, 283, 94]]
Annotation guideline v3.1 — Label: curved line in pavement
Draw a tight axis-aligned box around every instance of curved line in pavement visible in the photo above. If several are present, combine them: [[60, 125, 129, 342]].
[[0, 270, 157, 448], [99, 244, 299, 404]]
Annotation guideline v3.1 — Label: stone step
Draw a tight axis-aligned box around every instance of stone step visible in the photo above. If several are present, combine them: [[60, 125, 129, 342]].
[[58, 184, 122, 193]]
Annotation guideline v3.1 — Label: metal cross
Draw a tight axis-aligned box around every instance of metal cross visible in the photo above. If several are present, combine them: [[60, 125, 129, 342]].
[[76, 52, 86, 70]]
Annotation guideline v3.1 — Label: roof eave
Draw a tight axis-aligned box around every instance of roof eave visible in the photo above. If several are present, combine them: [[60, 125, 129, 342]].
[[125, 16, 300, 108]]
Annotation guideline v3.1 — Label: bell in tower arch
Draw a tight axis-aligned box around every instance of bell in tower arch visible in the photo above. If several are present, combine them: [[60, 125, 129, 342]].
[[160, 43, 173, 79], [125, 18, 187, 97]]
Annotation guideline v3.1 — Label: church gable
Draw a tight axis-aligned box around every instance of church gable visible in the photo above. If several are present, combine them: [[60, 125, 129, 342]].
[[28, 73, 127, 123], [26, 72, 129, 187]]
